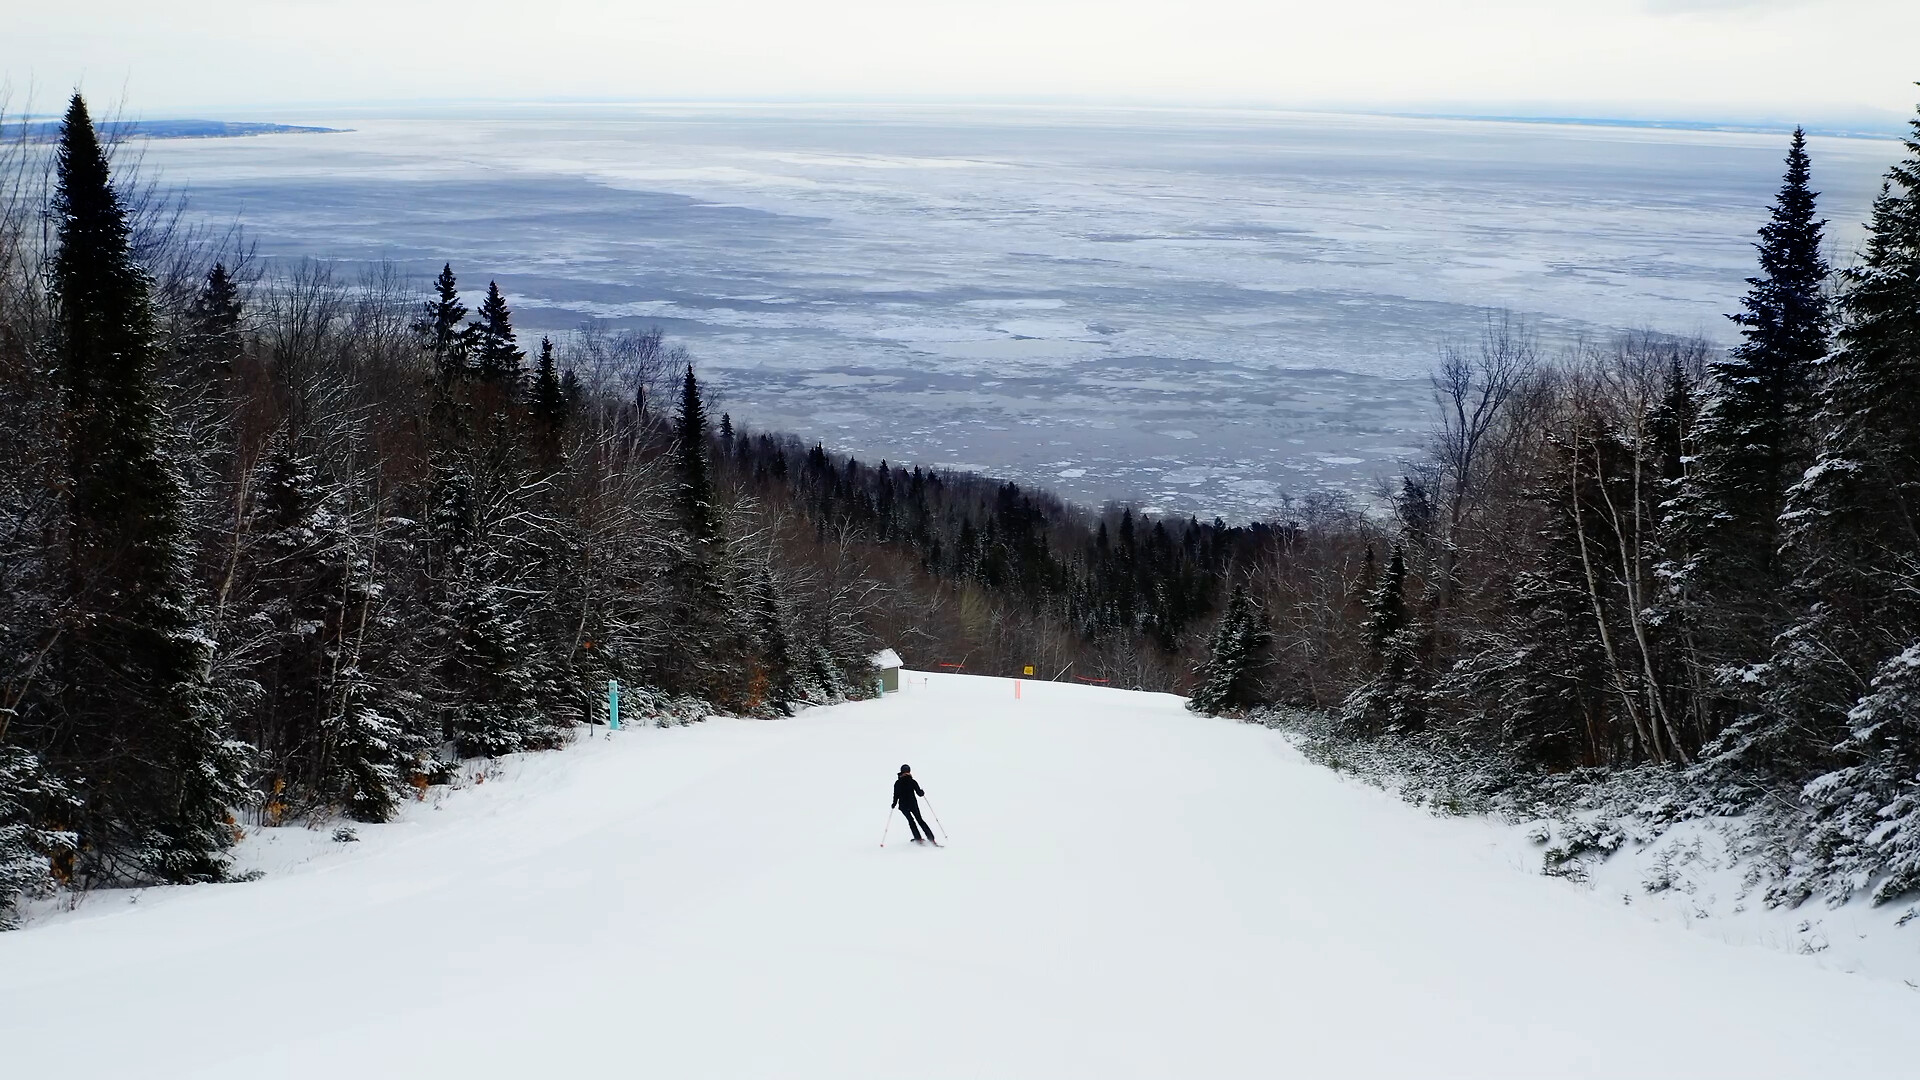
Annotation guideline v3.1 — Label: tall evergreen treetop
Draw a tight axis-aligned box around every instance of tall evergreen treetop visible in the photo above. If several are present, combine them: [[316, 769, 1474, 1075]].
[[470, 281, 524, 387], [53, 94, 156, 459], [1694, 127, 1832, 576], [417, 263, 469, 375], [530, 336, 567, 433], [675, 365, 718, 543], [1779, 105, 1920, 629]]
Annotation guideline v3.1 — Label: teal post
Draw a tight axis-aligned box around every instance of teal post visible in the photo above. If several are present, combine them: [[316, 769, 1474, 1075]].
[[608, 679, 621, 730]]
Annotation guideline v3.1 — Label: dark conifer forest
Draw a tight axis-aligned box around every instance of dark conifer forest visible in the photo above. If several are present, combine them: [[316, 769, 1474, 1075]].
[[5, 93, 1920, 923]]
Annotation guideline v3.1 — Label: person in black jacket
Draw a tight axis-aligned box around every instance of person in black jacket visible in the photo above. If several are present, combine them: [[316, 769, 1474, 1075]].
[[891, 765, 938, 845]]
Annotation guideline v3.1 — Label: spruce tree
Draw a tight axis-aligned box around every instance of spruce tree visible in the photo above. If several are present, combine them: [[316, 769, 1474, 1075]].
[[1754, 102, 1920, 898], [181, 262, 243, 375], [1680, 129, 1831, 724], [0, 747, 76, 927], [50, 94, 245, 883], [417, 263, 469, 378], [749, 568, 799, 715], [675, 365, 718, 545], [1447, 509, 1608, 768], [1346, 543, 1425, 734], [530, 336, 567, 433], [425, 467, 545, 757], [1364, 544, 1409, 657], [1187, 584, 1268, 716], [470, 281, 524, 387], [1720, 103, 1920, 782]]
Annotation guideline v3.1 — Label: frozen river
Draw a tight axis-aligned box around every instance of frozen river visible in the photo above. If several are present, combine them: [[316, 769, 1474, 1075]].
[[135, 105, 1902, 517]]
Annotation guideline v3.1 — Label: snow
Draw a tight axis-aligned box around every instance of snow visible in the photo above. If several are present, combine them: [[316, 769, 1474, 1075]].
[[2, 672, 1915, 1078], [870, 648, 902, 669]]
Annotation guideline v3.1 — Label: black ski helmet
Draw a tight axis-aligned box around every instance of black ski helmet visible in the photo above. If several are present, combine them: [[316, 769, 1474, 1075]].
[[899, 764, 911, 774]]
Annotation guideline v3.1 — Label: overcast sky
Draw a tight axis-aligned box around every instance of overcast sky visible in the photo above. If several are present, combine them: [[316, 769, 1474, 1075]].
[[7, 0, 1918, 122]]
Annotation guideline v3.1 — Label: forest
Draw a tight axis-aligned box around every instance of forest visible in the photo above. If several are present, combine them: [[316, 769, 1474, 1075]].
[[3, 92, 1919, 924]]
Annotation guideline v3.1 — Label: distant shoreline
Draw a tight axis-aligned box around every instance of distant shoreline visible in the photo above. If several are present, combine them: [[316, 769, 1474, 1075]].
[[4, 119, 347, 142], [1380, 111, 1903, 141], [13, 101, 1903, 141]]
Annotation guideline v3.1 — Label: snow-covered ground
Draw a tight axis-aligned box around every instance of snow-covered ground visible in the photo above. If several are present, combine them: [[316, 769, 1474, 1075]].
[[3, 672, 1915, 1078]]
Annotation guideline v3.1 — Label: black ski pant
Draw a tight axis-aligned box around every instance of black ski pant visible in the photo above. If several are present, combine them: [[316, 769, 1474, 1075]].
[[897, 802, 935, 842]]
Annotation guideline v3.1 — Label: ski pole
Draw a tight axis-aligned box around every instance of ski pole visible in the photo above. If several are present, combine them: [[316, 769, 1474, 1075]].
[[924, 797, 949, 842], [880, 807, 894, 848]]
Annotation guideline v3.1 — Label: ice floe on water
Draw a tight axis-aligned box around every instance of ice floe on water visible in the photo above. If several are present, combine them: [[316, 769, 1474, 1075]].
[[135, 105, 1905, 518]]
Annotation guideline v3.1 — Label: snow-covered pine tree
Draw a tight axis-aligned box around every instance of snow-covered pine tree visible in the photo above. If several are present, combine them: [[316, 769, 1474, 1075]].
[[1364, 543, 1409, 658], [426, 464, 546, 758], [1757, 104, 1920, 901], [749, 567, 799, 715], [1795, 642, 1920, 905], [1676, 129, 1831, 732], [1716, 103, 1920, 783], [470, 281, 524, 388], [1187, 583, 1268, 716], [1450, 503, 1609, 767], [50, 94, 247, 883], [244, 442, 338, 793], [0, 746, 76, 928], [1343, 542, 1424, 734], [234, 438, 428, 820], [444, 580, 543, 757]]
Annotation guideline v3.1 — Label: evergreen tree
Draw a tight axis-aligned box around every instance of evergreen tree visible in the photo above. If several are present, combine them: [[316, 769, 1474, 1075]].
[[237, 441, 426, 820], [416, 263, 469, 378], [0, 747, 76, 927], [181, 262, 243, 374], [1679, 129, 1832, 726], [444, 582, 543, 757], [749, 568, 799, 716], [49, 94, 246, 883], [1718, 104, 1920, 782], [1346, 543, 1425, 734], [470, 281, 524, 387], [530, 337, 567, 434], [1445, 506, 1609, 768], [675, 365, 718, 545], [1187, 584, 1268, 716], [426, 466, 545, 757], [1795, 643, 1920, 905], [1364, 543, 1409, 657], [1738, 105, 1920, 900]]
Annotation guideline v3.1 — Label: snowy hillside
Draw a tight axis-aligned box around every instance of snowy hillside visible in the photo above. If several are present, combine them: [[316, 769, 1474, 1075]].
[[2, 672, 1914, 1078]]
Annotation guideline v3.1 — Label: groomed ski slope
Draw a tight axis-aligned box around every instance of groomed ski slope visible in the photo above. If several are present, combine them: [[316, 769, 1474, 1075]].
[[2, 672, 1915, 1078]]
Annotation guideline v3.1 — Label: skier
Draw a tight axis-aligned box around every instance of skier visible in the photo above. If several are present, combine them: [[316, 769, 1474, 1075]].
[[892, 765, 938, 845]]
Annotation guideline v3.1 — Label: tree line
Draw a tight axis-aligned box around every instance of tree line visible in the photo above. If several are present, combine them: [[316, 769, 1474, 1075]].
[[1188, 113, 1920, 910], [0, 95, 1280, 923]]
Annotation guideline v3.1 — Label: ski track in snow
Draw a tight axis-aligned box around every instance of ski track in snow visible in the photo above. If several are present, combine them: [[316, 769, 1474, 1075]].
[[3, 672, 1916, 1078]]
